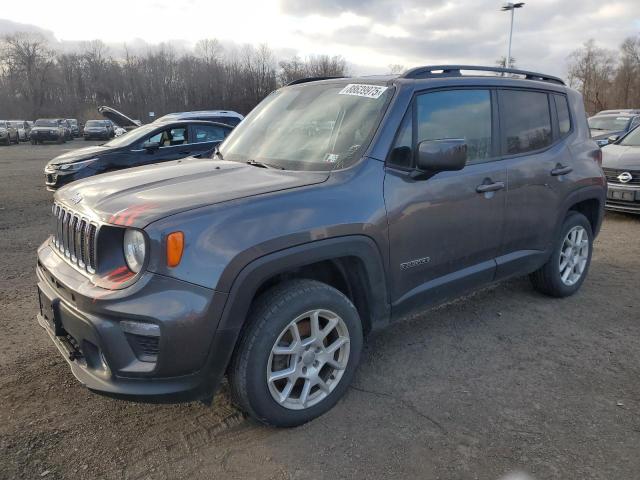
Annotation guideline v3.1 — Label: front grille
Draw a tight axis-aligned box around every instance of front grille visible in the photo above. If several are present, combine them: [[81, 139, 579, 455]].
[[52, 203, 99, 273], [602, 168, 640, 185]]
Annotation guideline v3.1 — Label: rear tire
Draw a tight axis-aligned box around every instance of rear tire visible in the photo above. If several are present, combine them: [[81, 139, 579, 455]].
[[530, 211, 593, 297], [229, 279, 363, 427]]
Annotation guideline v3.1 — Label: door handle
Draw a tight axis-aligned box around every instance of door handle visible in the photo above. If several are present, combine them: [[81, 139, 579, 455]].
[[476, 181, 505, 193], [551, 164, 573, 176]]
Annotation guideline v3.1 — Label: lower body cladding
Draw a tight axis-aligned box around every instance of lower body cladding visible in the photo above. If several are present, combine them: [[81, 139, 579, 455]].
[[36, 242, 232, 400], [605, 183, 640, 214]]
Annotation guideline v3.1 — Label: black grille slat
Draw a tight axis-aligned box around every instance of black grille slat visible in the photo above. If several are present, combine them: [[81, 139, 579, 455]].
[[51, 202, 99, 273]]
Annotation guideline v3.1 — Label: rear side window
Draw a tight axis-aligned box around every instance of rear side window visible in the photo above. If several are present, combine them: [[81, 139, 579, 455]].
[[416, 90, 492, 163], [500, 90, 552, 154], [193, 124, 228, 142], [554, 94, 571, 136]]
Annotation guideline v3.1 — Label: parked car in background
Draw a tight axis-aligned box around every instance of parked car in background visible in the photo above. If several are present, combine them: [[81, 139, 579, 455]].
[[59, 119, 73, 141], [601, 125, 640, 214], [30, 119, 66, 144], [588, 113, 640, 147], [155, 110, 244, 127], [0, 120, 19, 145], [114, 126, 127, 137], [37, 66, 606, 427], [67, 119, 80, 137], [83, 120, 113, 140], [44, 120, 231, 189], [8, 120, 30, 142]]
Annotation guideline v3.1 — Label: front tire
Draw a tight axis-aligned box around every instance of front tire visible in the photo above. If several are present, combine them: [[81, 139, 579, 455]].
[[530, 211, 593, 297], [229, 279, 363, 427]]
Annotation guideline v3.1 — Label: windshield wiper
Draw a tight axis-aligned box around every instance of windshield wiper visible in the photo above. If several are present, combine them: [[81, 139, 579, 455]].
[[246, 159, 284, 170]]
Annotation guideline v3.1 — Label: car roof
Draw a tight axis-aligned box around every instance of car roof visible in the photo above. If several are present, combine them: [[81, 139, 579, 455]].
[[159, 110, 244, 119], [152, 119, 232, 128], [284, 66, 568, 93]]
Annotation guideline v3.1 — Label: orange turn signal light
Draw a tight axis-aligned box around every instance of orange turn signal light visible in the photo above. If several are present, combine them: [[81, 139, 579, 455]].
[[166, 231, 184, 267]]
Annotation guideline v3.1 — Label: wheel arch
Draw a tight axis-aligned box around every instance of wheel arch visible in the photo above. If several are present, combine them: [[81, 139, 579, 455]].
[[557, 185, 605, 239], [218, 235, 391, 336]]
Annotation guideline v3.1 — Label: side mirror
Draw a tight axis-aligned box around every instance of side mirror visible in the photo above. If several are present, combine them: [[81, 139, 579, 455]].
[[607, 135, 619, 144], [415, 139, 467, 174], [143, 141, 160, 152]]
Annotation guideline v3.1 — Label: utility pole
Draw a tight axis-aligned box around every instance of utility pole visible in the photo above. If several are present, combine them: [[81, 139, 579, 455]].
[[501, 2, 525, 68]]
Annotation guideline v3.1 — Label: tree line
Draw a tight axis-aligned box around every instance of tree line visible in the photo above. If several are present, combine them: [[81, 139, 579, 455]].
[[567, 36, 640, 115], [0, 34, 348, 122]]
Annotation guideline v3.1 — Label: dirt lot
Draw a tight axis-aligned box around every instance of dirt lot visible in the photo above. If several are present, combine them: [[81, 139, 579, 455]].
[[0, 141, 639, 480]]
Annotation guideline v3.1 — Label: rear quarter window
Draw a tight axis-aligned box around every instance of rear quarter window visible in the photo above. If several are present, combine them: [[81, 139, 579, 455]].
[[554, 94, 571, 136]]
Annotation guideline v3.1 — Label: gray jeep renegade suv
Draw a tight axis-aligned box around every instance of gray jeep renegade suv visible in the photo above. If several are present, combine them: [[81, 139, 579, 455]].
[[36, 65, 606, 427]]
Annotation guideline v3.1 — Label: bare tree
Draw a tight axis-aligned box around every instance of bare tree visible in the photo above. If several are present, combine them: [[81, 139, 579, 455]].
[[567, 39, 617, 114]]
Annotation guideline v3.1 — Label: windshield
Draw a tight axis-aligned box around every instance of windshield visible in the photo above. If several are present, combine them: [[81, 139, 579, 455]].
[[103, 124, 154, 148], [85, 120, 106, 128], [35, 119, 58, 127], [588, 116, 631, 131], [619, 126, 640, 146], [219, 82, 393, 171]]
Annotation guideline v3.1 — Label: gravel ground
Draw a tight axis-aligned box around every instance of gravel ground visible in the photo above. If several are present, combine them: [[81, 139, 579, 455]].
[[0, 142, 639, 480]]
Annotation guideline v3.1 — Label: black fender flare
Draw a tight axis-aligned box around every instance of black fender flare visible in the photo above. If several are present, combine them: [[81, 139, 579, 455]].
[[555, 184, 606, 240], [197, 235, 391, 394], [218, 235, 390, 332]]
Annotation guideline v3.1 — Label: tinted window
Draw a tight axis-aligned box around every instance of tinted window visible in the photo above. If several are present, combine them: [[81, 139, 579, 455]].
[[501, 90, 552, 154], [554, 94, 571, 135], [193, 125, 227, 142], [416, 90, 492, 162]]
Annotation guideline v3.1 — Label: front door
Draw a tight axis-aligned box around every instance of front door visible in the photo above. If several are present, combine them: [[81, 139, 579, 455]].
[[384, 88, 507, 316]]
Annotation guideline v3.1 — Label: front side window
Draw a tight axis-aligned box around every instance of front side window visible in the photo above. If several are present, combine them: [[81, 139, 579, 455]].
[[147, 127, 188, 147], [388, 110, 413, 168], [193, 125, 228, 142], [416, 89, 492, 163], [501, 90, 552, 154], [220, 82, 393, 171]]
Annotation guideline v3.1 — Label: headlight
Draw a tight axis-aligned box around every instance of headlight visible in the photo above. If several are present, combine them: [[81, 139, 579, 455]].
[[123, 229, 146, 273], [57, 158, 98, 171]]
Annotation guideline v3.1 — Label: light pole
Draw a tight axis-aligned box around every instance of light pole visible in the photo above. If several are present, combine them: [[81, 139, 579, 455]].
[[501, 2, 524, 69]]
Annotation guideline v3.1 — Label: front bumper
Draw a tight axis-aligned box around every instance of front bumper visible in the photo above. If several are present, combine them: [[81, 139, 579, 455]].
[[605, 183, 640, 214], [36, 241, 230, 399], [83, 131, 109, 139], [32, 130, 62, 141]]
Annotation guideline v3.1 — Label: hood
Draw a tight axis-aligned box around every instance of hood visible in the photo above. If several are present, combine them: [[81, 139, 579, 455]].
[[54, 159, 329, 227], [590, 129, 622, 140], [601, 144, 640, 170], [98, 106, 141, 130], [32, 125, 61, 131], [48, 145, 108, 165]]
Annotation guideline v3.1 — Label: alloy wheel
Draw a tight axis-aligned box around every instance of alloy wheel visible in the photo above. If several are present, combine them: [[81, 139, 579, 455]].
[[267, 309, 350, 410]]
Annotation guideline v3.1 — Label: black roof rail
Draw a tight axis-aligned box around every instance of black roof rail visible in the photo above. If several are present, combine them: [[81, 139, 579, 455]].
[[400, 65, 565, 85], [286, 76, 346, 86]]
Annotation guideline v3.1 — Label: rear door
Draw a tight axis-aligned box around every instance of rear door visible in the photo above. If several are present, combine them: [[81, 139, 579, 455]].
[[496, 89, 575, 278], [384, 88, 507, 315], [187, 123, 231, 157]]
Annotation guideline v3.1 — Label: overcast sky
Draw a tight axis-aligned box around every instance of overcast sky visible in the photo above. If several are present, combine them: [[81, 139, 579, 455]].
[[1, 0, 640, 78]]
